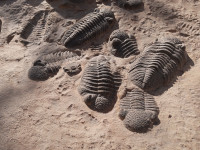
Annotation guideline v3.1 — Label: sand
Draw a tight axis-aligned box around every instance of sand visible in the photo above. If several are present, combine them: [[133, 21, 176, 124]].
[[0, 0, 200, 149]]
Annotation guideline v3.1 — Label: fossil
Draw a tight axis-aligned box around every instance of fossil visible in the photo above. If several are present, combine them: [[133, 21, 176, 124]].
[[60, 8, 115, 47], [63, 62, 82, 76], [20, 10, 49, 44], [119, 88, 159, 132], [28, 51, 78, 81], [128, 37, 188, 91], [78, 55, 120, 112], [176, 21, 200, 36], [109, 30, 140, 58]]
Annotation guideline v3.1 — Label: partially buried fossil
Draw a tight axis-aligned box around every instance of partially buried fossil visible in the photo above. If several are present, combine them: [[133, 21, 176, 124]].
[[28, 51, 78, 81], [63, 62, 82, 76]]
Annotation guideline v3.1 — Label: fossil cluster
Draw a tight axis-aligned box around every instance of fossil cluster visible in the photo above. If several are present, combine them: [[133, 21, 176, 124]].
[[28, 1, 188, 132]]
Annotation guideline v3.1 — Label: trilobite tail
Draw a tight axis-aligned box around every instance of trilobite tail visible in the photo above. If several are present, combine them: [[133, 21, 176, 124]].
[[119, 88, 159, 132]]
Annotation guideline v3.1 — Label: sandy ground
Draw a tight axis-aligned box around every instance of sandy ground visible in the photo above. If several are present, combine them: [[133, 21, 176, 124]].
[[0, 0, 200, 150]]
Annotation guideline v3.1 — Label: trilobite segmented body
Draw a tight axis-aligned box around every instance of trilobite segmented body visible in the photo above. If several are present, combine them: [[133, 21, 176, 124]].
[[109, 30, 140, 58], [28, 51, 78, 81], [128, 37, 188, 91], [119, 88, 159, 132], [176, 21, 200, 36], [116, 0, 143, 8], [78, 55, 119, 112], [61, 8, 115, 47], [20, 10, 48, 43]]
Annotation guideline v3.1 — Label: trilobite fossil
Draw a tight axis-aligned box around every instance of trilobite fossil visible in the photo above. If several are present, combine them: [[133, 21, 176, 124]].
[[128, 37, 188, 91], [60, 8, 115, 47], [176, 21, 200, 37], [119, 87, 159, 132], [20, 10, 49, 44], [28, 51, 78, 81], [78, 55, 120, 112], [109, 30, 140, 58]]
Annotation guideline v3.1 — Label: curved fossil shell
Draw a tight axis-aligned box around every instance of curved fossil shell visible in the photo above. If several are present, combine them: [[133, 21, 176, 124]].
[[78, 55, 119, 112], [128, 37, 188, 91], [61, 8, 115, 47], [28, 51, 78, 81], [109, 30, 140, 58], [119, 88, 159, 132]]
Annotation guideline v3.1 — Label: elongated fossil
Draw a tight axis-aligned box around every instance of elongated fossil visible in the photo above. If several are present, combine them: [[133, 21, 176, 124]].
[[20, 10, 49, 44], [60, 8, 115, 47], [128, 37, 188, 91], [28, 51, 79, 81]]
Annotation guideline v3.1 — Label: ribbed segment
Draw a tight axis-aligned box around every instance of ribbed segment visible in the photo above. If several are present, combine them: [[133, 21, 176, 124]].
[[176, 21, 200, 36], [78, 55, 119, 112], [128, 38, 187, 91], [109, 30, 140, 58], [120, 89, 145, 110], [37, 51, 77, 64], [79, 55, 115, 94], [20, 10, 48, 43], [28, 51, 78, 81], [121, 39, 140, 57], [144, 92, 159, 112], [61, 9, 114, 47]]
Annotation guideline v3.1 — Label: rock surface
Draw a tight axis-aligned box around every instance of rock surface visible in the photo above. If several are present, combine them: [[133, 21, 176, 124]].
[[0, 0, 200, 149]]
